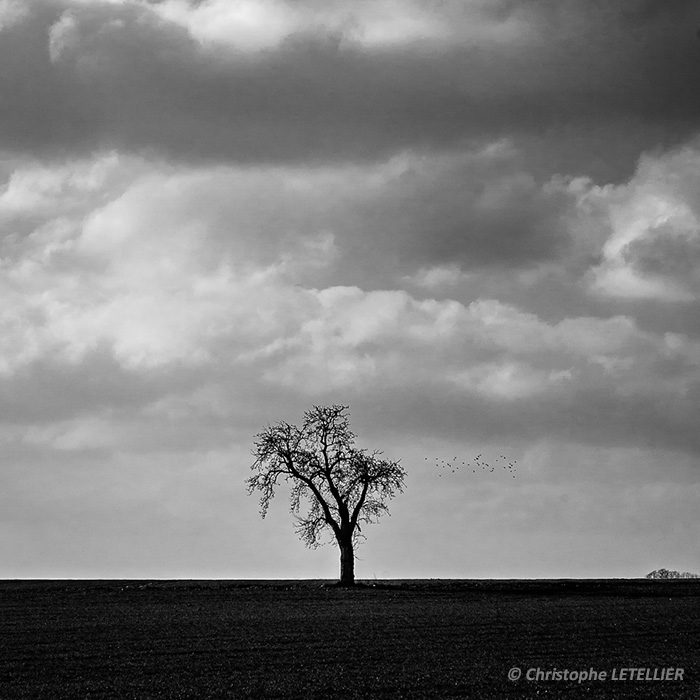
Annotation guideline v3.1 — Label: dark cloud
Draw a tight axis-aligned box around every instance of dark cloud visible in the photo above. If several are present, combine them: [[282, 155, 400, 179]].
[[356, 161, 574, 272], [0, 348, 198, 423], [348, 377, 700, 458], [0, 3, 102, 157], [1, 0, 698, 175], [623, 222, 700, 281]]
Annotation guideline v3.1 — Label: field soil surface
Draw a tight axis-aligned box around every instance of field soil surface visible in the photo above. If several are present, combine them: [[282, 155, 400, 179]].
[[1, 578, 698, 699]]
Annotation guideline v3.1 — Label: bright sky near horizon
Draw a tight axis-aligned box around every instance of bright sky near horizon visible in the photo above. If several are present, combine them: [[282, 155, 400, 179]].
[[1, 0, 699, 580]]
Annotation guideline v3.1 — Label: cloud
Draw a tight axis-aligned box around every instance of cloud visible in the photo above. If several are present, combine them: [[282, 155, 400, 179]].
[[2, 146, 699, 460], [0, 0, 697, 171], [0, 153, 337, 373], [335, 144, 579, 273], [0, 142, 582, 295], [151, 0, 306, 52], [0, 152, 122, 220], [150, 0, 534, 51], [406, 265, 468, 290], [48, 10, 80, 62], [580, 141, 700, 301], [0, 0, 27, 31], [262, 288, 700, 404]]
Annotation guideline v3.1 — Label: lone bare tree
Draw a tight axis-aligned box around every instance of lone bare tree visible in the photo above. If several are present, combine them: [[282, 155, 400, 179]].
[[247, 404, 405, 585]]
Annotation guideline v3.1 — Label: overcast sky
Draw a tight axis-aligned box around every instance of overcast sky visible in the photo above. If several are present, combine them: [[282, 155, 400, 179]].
[[1, 0, 699, 579]]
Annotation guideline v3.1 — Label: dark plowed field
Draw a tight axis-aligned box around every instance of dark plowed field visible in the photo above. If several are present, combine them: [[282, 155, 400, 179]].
[[1, 579, 698, 699]]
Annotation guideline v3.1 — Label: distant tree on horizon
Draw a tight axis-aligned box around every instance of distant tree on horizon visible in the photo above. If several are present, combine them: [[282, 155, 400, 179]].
[[247, 404, 406, 586], [646, 568, 700, 579]]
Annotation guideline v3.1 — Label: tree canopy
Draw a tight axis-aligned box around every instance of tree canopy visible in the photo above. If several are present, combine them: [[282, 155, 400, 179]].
[[247, 404, 405, 584]]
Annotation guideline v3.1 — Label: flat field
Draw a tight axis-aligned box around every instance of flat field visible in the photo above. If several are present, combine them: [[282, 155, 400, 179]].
[[0, 579, 698, 699]]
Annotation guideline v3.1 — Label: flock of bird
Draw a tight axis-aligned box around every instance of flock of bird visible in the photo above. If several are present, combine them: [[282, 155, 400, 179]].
[[426, 453, 518, 478]]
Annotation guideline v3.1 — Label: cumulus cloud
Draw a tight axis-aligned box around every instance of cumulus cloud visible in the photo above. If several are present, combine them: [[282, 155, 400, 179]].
[[2, 146, 699, 453], [261, 287, 700, 416], [0, 152, 122, 221], [0, 150, 572, 378], [0, 142, 581, 286], [579, 142, 700, 301]]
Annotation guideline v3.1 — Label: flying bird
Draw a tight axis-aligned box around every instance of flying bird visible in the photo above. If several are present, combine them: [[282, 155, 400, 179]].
[[427, 452, 518, 479]]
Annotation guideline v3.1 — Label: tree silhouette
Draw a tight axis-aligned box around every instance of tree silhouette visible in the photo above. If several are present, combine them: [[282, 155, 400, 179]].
[[646, 568, 700, 579], [247, 404, 406, 586]]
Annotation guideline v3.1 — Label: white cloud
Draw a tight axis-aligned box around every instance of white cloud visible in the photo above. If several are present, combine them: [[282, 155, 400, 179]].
[[2, 150, 699, 421], [148, 0, 534, 51], [0, 0, 26, 32], [0, 152, 121, 216], [254, 284, 700, 402], [151, 0, 301, 51], [581, 143, 700, 301], [48, 11, 80, 63]]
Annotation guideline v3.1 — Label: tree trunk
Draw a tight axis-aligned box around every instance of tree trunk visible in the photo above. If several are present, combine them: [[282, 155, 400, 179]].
[[338, 537, 355, 586]]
